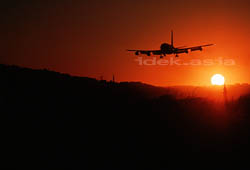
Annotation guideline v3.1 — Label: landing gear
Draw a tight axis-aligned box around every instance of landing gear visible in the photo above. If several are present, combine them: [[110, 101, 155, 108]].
[[160, 54, 166, 59]]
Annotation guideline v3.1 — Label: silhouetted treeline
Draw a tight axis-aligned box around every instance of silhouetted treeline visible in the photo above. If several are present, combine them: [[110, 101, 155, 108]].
[[1, 64, 250, 169]]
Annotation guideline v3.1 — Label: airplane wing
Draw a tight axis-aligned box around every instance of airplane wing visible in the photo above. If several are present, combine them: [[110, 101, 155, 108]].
[[127, 49, 162, 56], [176, 44, 214, 54]]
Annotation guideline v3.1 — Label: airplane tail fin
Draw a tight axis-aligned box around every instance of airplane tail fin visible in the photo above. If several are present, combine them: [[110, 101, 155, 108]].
[[171, 30, 174, 47]]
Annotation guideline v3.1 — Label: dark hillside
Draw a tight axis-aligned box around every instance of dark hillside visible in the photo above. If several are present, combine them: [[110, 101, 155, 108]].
[[1, 64, 250, 169]]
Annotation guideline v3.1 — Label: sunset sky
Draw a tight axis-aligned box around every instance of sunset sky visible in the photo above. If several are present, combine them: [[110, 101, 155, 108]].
[[1, 0, 250, 86]]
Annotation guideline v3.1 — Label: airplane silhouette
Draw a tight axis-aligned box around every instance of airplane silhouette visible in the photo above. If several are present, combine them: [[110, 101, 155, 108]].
[[127, 31, 214, 58]]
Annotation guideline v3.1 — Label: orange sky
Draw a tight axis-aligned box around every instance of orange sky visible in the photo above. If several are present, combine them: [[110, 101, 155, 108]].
[[1, 0, 250, 86]]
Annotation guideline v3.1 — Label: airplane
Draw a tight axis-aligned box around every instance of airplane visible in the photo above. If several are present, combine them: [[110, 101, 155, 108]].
[[127, 31, 214, 58]]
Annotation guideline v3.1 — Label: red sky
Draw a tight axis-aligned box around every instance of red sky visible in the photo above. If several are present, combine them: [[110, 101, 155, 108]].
[[1, 0, 250, 86]]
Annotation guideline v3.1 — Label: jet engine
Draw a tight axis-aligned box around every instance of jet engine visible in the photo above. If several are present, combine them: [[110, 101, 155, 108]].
[[176, 49, 189, 54], [191, 47, 202, 51], [141, 51, 151, 56]]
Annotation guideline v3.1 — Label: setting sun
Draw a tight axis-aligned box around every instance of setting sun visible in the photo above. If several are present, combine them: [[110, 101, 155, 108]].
[[211, 74, 225, 86]]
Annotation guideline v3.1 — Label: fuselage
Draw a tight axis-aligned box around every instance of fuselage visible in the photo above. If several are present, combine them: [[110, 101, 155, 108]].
[[160, 43, 174, 55]]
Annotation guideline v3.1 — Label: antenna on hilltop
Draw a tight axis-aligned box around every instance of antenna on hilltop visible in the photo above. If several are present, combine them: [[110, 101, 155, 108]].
[[223, 83, 228, 106], [112, 74, 115, 83]]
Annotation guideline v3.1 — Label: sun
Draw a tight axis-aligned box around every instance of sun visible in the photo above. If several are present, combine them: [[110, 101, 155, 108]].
[[211, 74, 225, 86]]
